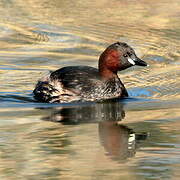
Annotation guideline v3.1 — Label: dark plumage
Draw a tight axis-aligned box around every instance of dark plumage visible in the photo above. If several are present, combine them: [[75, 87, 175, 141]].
[[33, 42, 147, 103]]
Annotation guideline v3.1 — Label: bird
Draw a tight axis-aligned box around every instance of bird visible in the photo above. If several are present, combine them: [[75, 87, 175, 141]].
[[33, 42, 148, 103]]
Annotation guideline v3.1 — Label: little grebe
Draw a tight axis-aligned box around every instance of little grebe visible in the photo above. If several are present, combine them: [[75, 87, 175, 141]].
[[33, 42, 148, 103]]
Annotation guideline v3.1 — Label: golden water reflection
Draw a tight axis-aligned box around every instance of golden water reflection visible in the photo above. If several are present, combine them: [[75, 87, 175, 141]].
[[0, 100, 179, 179]]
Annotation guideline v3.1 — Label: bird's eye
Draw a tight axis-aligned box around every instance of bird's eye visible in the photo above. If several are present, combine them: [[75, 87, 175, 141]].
[[123, 54, 128, 57]]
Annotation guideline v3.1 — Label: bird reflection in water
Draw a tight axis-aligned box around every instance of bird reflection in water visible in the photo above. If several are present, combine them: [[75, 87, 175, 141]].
[[40, 100, 148, 161]]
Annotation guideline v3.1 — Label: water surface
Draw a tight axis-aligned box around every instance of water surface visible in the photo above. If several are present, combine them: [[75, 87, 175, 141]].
[[0, 0, 180, 179]]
